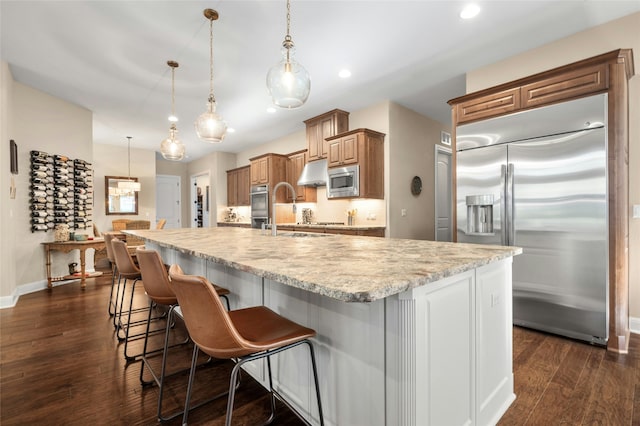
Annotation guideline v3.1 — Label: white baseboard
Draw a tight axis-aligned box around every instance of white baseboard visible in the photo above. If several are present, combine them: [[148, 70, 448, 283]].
[[630, 317, 640, 335], [0, 273, 92, 310]]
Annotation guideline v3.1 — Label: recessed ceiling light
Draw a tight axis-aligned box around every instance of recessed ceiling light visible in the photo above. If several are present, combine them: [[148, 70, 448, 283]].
[[168, 115, 178, 122], [460, 4, 480, 19], [338, 69, 352, 79], [227, 127, 236, 133], [267, 107, 276, 113]]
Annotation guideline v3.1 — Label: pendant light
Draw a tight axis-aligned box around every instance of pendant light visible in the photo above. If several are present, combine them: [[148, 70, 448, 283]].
[[160, 60, 186, 161], [194, 9, 227, 143], [118, 136, 141, 192], [266, 0, 310, 109]]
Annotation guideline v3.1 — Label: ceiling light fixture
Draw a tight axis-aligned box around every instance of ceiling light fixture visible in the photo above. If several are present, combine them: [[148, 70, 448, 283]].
[[160, 60, 186, 161], [338, 69, 352, 79], [118, 136, 141, 192], [194, 9, 227, 143], [460, 4, 481, 19], [266, 0, 310, 109]]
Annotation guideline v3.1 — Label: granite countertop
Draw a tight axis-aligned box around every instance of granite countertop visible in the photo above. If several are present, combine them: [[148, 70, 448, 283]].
[[125, 227, 521, 303]]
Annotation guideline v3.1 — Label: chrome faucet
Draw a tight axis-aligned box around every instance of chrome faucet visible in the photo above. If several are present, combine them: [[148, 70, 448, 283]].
[[271, 181, 296, 236]]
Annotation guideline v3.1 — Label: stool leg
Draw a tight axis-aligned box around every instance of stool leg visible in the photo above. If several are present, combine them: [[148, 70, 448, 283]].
[[139, 299, 155, 385], [181, 344, 200, 426], [265, 356, 277, 424], [225, 358, 246, 426], [306, 340, 325, 426]]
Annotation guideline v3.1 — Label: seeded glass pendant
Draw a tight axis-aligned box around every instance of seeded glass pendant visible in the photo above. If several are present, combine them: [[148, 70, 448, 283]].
[[160, 60, 185, 160], [266, 0, 310, 108], [195, 9, 227, 143]]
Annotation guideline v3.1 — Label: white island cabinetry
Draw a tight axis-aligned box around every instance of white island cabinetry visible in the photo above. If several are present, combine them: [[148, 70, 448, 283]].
[[135, 228, 519, 426]]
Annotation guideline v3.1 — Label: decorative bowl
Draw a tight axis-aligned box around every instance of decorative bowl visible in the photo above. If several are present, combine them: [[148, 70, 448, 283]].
[[74, 234, 88, 241]]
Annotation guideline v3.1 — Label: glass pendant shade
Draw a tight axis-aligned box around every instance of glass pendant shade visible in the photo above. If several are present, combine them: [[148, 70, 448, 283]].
[[267, 45, 310, 109], [195, 98, 227, 143], [160, 124, 185, 160]]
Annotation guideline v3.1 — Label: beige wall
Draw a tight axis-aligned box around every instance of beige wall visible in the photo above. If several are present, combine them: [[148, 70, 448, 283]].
[[0, 72, 93, 302], [1, 62, 17, 303], [388, 103, 449, 239], [465, 12, 640, 320], [92, 143, 157, 234]]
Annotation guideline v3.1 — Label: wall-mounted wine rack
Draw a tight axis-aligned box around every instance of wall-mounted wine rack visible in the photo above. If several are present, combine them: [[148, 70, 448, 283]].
[[29, 150, 93, 233]]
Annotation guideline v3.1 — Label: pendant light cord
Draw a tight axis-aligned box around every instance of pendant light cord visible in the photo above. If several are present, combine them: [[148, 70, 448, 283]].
[[208, 17, 214, 101], [126, 136, 132, 180], [171, 65, 176, 118]]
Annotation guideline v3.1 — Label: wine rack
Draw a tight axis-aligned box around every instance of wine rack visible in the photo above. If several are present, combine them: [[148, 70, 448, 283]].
[[29, 151, 94, 233], [73, 159, 93, 230], [30, 150, 54, 232]]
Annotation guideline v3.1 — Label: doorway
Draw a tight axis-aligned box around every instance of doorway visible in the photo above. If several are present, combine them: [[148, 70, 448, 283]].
[[435, 145, 452, 241], [190, 173, 210, 228], [155, 175, 181, 229]]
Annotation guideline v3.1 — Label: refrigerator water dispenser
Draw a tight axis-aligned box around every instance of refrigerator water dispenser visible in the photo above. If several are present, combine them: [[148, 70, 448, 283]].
[[466, 195, 494, 234]]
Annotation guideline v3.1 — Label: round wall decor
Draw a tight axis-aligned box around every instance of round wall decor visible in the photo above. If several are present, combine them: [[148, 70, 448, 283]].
[[411, 176, 422, 196]]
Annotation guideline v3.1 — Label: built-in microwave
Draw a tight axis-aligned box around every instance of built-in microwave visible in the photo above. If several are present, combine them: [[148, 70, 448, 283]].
[[327, 165, 359, 198]]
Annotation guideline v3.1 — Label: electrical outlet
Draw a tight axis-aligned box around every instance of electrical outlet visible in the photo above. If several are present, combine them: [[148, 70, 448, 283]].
[[633, 204, 640, 219], [441, 131, 451, 145], [491, 293, 500, 307], [401, 208, 407, 217]]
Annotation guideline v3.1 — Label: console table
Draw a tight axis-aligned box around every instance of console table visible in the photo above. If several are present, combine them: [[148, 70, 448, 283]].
[[42, 239, 105, 289]]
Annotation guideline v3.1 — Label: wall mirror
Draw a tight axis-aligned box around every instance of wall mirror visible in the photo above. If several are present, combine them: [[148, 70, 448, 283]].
[[105, 176, 139, 215]]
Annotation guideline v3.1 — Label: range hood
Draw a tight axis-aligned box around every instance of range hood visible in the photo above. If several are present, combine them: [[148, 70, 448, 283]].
[[297, 159, 328, 186]]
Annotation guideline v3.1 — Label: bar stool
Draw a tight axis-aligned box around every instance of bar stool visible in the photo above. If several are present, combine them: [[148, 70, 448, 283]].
[[136, 249, 231, 421], [168, 264, 324, 426], [104, 232, 118, 317], [112, 238, 162, 360]]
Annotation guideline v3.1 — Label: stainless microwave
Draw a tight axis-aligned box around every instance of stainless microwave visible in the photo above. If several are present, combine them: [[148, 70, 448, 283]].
[[327, 165, 359, 198]]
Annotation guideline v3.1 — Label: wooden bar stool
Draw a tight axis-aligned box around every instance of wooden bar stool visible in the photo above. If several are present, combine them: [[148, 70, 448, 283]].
[[168, 264, 324, 426]]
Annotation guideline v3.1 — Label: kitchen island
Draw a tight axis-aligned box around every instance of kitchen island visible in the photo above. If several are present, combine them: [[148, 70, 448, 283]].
[[126, 227, 521, 426]]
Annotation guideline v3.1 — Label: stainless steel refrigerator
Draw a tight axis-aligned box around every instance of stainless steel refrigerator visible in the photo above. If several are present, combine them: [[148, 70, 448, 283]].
[[456, 93, 608, 345]]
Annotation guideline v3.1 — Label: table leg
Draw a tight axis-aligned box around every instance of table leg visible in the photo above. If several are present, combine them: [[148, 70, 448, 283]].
[[45, 246, 53, 289], [79, 248, 87, 289]]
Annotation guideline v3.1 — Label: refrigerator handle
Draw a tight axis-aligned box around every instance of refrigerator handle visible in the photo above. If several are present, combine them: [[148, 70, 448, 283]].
[[500, 165, 507, 245], [507, 163, 515, 246]]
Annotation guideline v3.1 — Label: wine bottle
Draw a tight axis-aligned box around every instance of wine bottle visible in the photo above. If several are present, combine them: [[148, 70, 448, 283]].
[[32, 224, 48, 231]]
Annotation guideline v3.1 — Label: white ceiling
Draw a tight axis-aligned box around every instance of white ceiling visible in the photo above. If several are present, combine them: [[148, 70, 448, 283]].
[[2, 1, 639, 161]]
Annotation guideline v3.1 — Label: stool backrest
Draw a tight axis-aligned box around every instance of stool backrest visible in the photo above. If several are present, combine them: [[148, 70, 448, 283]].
[[168, 264, 253, 359], [136, 249, 176, 306], [104, 233, 117, 264], [111, 238, 140, 278]]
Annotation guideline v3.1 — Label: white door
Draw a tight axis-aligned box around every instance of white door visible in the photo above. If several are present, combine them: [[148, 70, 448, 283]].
[[435, 146, 452, 242], [156, 175, 181, 229]]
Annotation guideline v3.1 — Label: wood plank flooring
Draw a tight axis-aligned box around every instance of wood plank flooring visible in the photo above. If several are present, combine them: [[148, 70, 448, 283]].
[[1, 273, 639, 425]]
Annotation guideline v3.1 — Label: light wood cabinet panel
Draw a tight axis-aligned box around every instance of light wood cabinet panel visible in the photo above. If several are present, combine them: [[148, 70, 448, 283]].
[[455, 88, 520, 124], [304, 109, 349, 162], [226, 165, 250, 206], [521, 63, 608, 109], [286, 150, 316, 203]]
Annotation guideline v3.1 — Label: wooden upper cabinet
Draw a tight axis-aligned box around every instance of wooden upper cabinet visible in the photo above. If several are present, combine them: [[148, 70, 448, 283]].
[[327, 132, 359, 167], [226, 165, 250, 206], [326, 128, 385, 200], [520, 63, 608, 109], [455, 88, 520, 124], [249, 153, 288, 201], [286, 150, 317, 203], [304, 109, 349, 161]]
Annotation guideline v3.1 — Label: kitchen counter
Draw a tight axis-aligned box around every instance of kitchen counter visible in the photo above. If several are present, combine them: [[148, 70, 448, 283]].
[[127, 226, 519, 425], [217, 221, 251, 228], [125, 227, 519, 303], [277, 222, 386, 237]]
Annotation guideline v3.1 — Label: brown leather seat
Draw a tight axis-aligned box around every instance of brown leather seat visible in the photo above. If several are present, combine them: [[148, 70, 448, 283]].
[[168, 264, 324, 426], [104, 232, 118, 316], [136, 249, 231, 421]]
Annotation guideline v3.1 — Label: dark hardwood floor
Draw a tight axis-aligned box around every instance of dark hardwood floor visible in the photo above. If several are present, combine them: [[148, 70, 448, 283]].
[[1, 273, 638, 425]]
